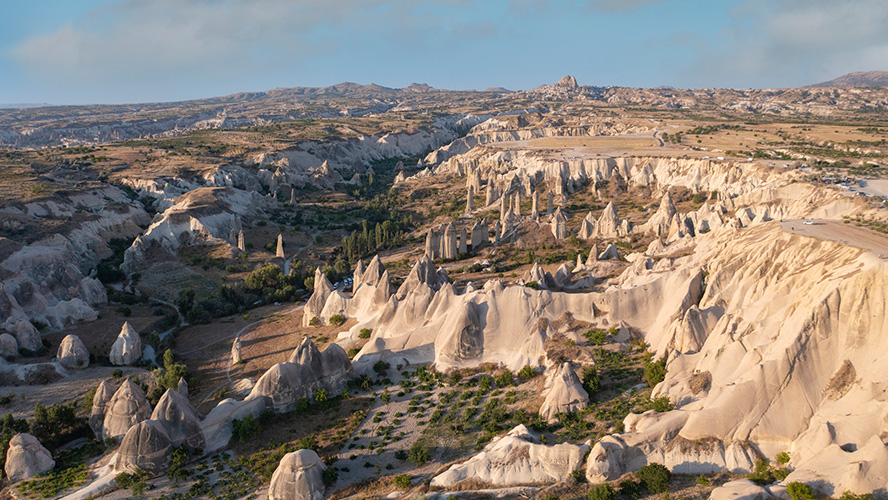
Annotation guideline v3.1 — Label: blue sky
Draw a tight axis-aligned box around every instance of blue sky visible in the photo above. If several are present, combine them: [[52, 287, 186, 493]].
[[1, 0, 886, 105]]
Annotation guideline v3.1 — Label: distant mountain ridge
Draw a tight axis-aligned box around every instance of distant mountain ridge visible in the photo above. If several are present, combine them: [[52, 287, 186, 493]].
[[807, 71, 888, 88]]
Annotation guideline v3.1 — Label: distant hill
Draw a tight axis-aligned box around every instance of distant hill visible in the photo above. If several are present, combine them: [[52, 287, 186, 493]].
[[807, 71, 888, 88], [0, 103, 50, 109]]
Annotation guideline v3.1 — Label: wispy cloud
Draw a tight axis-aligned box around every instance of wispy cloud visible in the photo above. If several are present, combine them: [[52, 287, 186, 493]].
[[688, 0, 888, 87], [8, 0, 477, 94]]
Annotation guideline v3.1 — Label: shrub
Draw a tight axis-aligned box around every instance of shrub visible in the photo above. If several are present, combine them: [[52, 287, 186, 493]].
[[582, 366, 600, 395], [518, 365, 537, 379], [297, 434, 319, 451], [588, 483, 615, 500], [408, 441, 430, 465], [30, 402, 85, 450], [232, 414, 259, 441], [584, 328, 608, 345], [314, 388, 328, 402], [347, 348, 360, 359], [839, 492, 875, 500], [329, 314, 345, 326], [648, 396, 674, 412], [637, 463, 671, 493], [115, 469, 148, 496], [322, 467, 338, 486], [644, 358, 667, 388], [478, 375, 493, 392], [358, 328, 372, 339], [393, 474, 411, 488], [696, 475, 710, 486], [618, 479, 641, 499], [495, 370, 514, 387], [776, 451, 790, 465], [309, 316, 321, 327], [786, 482, 814, 500], [373, 360, 389, 376]]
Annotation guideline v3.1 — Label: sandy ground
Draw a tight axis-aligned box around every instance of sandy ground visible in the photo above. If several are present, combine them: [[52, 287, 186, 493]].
[[0, 365, 146, 419], [856, 179, 888, 198], [782, 219, 888, 256]]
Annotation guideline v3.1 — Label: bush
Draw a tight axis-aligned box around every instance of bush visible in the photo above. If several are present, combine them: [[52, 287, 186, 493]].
[[786, 482, 814, 500], [637, 463, 671, 494], [30, 402, 86, 450], [495, 370, 514, 387], [329, 314, 345, 326], [358, 328, 372, 339], [582, 366, 600, 395], [115, 469, 148, 496], [648, 396, 674, 412], [584, 328, 608, 345], [618, 479, 641, 499], [309, 317, 321, 327], [373, 360, 389, 376], [408, 441, 430, 465], [588, 483, 615, 500], [314, 388, 328, 402], [776, 451, 790, 465], [232, 414, 259, 441], [696, 475, 710, 486], [839, 492, 874, 500], [347, 348, 360, 359], [644, 358, 667, 388], [393, 474, 411, 488], [322, 467, 338, 486], [518, 365, 537, 379]]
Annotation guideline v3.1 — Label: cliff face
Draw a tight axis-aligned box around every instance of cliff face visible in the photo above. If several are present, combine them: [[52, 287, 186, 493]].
[[0, 187, 150, 329], [585, 222, 888, 495], [121, 187, 267, 273]]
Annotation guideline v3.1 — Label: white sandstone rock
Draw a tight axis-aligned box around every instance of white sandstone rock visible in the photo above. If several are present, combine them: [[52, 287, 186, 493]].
[[4, 433, 55, 483]]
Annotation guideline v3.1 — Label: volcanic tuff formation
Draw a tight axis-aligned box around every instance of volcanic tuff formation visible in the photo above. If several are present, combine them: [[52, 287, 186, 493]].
[[4, 434, 54, 483], [431, 425, 589, 487], [267, 449, 326, 500]]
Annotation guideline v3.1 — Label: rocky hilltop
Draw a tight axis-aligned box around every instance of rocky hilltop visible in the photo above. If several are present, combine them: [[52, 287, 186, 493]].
[[808, 70, 888, 88]]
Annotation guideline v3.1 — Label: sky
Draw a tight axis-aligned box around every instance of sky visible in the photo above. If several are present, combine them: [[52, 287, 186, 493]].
[[1, 0, 887, 105]]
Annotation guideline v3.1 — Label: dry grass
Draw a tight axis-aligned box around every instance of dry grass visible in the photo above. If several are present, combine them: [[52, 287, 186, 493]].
[[528, 136, 660, 149]]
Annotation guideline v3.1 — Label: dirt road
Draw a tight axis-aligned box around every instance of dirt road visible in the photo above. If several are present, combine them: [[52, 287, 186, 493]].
[[782, 219, 888, 256]]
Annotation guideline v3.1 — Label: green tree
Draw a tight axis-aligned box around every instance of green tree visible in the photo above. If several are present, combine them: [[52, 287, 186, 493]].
[[786, 482, 814, 500], [408, 441, 430, 465], [637, 463, 671, 494], [588, 483, 615, 500], [582, 366, 600, 395], [644, 358, 667, 388]]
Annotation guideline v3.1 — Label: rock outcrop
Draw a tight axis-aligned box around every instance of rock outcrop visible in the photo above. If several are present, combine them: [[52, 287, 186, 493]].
[[302, 268, 333, 327], [0, 333, 17, 357], [539, 363, 589, 422], [89, 380, 116, 437], [267, 449, 326, 500], [248, 338, 353, 412], [4, 434, 55, 483], [102, 379, 152, 441], [231, 338, 242, 365], [431, 425, 589, 487], [110, 322, 142, 366], [550, 208, 567, 240], [113, 420, 171, 474], [151, 389, 205, 451], [57, 334, 89, 369], [11, 320, 42, 353]]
